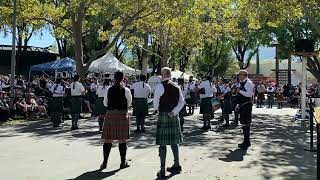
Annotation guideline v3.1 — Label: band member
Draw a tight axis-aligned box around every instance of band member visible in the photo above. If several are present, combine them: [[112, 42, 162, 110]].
[[199, 76, 214, 130], [276, 86, 284, 109], [130, 75, 151, 133], [49, 78, 65, 128], [153, 67, 184, 178], [177, 78, 188, 132], [70, 75, 85, 130], [95, 79, 110, 131], [185, 76, 196, 115], [218, 79, 225, 121], [266, 83, 275, 108], [231, 76, 240, 125], [218, 80, 232, 127], [100, 71, 132, 170], [235, 70, 255, 149], [256, 82, 266, 108]]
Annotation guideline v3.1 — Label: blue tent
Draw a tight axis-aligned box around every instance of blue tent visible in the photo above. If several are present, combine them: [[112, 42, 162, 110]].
[[31, 58, 75, 72]]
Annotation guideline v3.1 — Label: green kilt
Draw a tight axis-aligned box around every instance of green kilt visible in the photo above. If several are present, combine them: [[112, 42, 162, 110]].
[[94, 97, 106, 115], [49, 97, 64, 113], [156, 112, 183, 145], [71, 96, 83, 114], [132, 98, 148, 117], [200, 97, 212, 114]]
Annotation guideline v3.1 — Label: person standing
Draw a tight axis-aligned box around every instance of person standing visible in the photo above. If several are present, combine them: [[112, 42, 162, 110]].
[[95, 79, 110, 131], [199, 76, 214, 130], [218, 79, 226, 121], [185, 76, 196, 115], [218, 80, 232, 127], [130, 75, 151, 133], [49, 78, 65, 128], [153, 67, 184, 178], [70, 75, 85, 130], [231, 76, 240, 125], [266, 83, 275, 108], [177, 78, 188, 132], [100, 71, 132, 170], [235, 70, 255, 149], [256, 82, 266, 108]]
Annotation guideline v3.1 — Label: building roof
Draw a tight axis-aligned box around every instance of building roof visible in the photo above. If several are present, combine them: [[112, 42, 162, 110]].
[[0, 45, 58, 54]]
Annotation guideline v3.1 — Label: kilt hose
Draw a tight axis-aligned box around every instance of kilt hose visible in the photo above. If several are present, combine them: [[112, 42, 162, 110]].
[[156, 112, 183, 145], [102, 110, 130, 141], [94, 97, 107, 116], [200, 97, 213, 115], [132, 98, 148, 117]]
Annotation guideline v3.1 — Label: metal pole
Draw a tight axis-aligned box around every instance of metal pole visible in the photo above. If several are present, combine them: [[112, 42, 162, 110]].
[[9, 0, 17, 109], [301, 56, 307, 120], [275, 45, 280, 85], [304, 99, 316, 152]]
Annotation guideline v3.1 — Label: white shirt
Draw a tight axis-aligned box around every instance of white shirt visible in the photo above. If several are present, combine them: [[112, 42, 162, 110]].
[[153, 79, 185, 116], [70, 81, 85, 96], [187, 82, 196, 92], [257, 84, 266, 93], [130, 81, 151, 98], [199, 80, 214, 99], [222, 86, 231, 94], [267, 86, 275, 93], [90, 82, 98, 92], [49, 84, 65, 97], [103, 87, 132, 108], [96, 85, 109, 98], [239, 78, 255, 97]]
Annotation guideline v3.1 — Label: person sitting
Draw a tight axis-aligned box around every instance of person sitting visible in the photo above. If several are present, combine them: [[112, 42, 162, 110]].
[[26, 93, 48, 118], [0, 91, 11, 121]]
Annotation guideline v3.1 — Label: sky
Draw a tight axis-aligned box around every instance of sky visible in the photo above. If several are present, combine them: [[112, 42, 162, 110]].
[[0, 29, 276, 60]]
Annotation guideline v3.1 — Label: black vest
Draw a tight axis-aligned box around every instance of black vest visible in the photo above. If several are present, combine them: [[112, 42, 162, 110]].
[[237, 80, 252, 103], [159, 80, 180, 112], [107, 85, 128, 110]]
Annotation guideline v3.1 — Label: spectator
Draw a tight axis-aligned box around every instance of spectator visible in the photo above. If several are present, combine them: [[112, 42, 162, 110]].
[[0, 91, 11, 121]]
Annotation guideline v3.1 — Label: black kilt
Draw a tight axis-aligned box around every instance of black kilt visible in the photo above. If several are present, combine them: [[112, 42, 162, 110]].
[[132, 98, 148, 117], [49, 97, 64, 113], [200, 97, 212, 114], [239, 102, 253, 125], [94, 97, 106, 115], [71, 96, 83, 114]]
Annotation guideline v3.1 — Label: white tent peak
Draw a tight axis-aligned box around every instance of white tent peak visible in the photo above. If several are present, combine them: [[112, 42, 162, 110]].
[[88, 52, 140, 75]]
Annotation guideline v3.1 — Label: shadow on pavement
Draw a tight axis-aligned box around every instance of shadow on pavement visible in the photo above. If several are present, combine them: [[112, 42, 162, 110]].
[[218, 149, 247, 162], [67, 169, 120, 180]]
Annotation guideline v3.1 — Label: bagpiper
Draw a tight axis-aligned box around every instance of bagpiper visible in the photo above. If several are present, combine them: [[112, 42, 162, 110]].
[[95, 78, 110, 131], [49, 78, 65, 128], [199, 76, 215, 130], [130, 75, 151, 133], [70, 75, 85, 130]]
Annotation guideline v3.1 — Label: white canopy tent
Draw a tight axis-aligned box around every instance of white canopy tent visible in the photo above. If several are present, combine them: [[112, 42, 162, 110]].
[[88, 52, 140, 75], [171, 70, 195, 80]]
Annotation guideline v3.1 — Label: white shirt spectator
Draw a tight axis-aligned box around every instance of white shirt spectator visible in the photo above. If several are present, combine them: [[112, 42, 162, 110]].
[[153, 79, 185, 116], [199, 80, 215, 99], [239, 78, 255, 97], [70, 81, 85, 96], [96, 85, 109, 98], [103, 86, 132, 108], [50, 84, 65, 97], [130, 81, 151, 98]]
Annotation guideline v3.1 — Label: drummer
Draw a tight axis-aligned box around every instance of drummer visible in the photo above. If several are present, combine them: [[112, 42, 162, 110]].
[[95, 79, 110, 131], [130, 75, 151, 133]]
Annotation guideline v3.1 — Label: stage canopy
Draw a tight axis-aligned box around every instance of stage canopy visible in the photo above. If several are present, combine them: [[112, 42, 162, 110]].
[[30, 57, 75, 72]]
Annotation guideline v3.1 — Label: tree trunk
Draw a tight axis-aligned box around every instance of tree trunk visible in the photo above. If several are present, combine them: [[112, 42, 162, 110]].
[[72, 18, 85, 80], [141, 32, 149, 75], [16, 28, 23, 75]]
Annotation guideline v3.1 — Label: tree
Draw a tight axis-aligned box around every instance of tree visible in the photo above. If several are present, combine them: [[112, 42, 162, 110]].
[[38, 0, 159, 79], [0, 0, 46, 74]]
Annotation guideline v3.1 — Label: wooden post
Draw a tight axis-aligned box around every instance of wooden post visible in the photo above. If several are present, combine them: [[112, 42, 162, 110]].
[[288, 57, 292, 85], [275, 45, 280, 85]]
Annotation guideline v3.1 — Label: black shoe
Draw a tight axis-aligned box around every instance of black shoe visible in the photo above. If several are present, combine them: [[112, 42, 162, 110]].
[[120, 161, 129, 169], [222, 124, 230, 128], [167, 165, 182, 174], [140, 129, 146, 133], [157, 170, 165, 178], [134, 129, 141, 133], [206, 126, 212, 130], [201, 126, 207, 130], [238, 142, 251, 149], [71, 127, 79, 130]]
